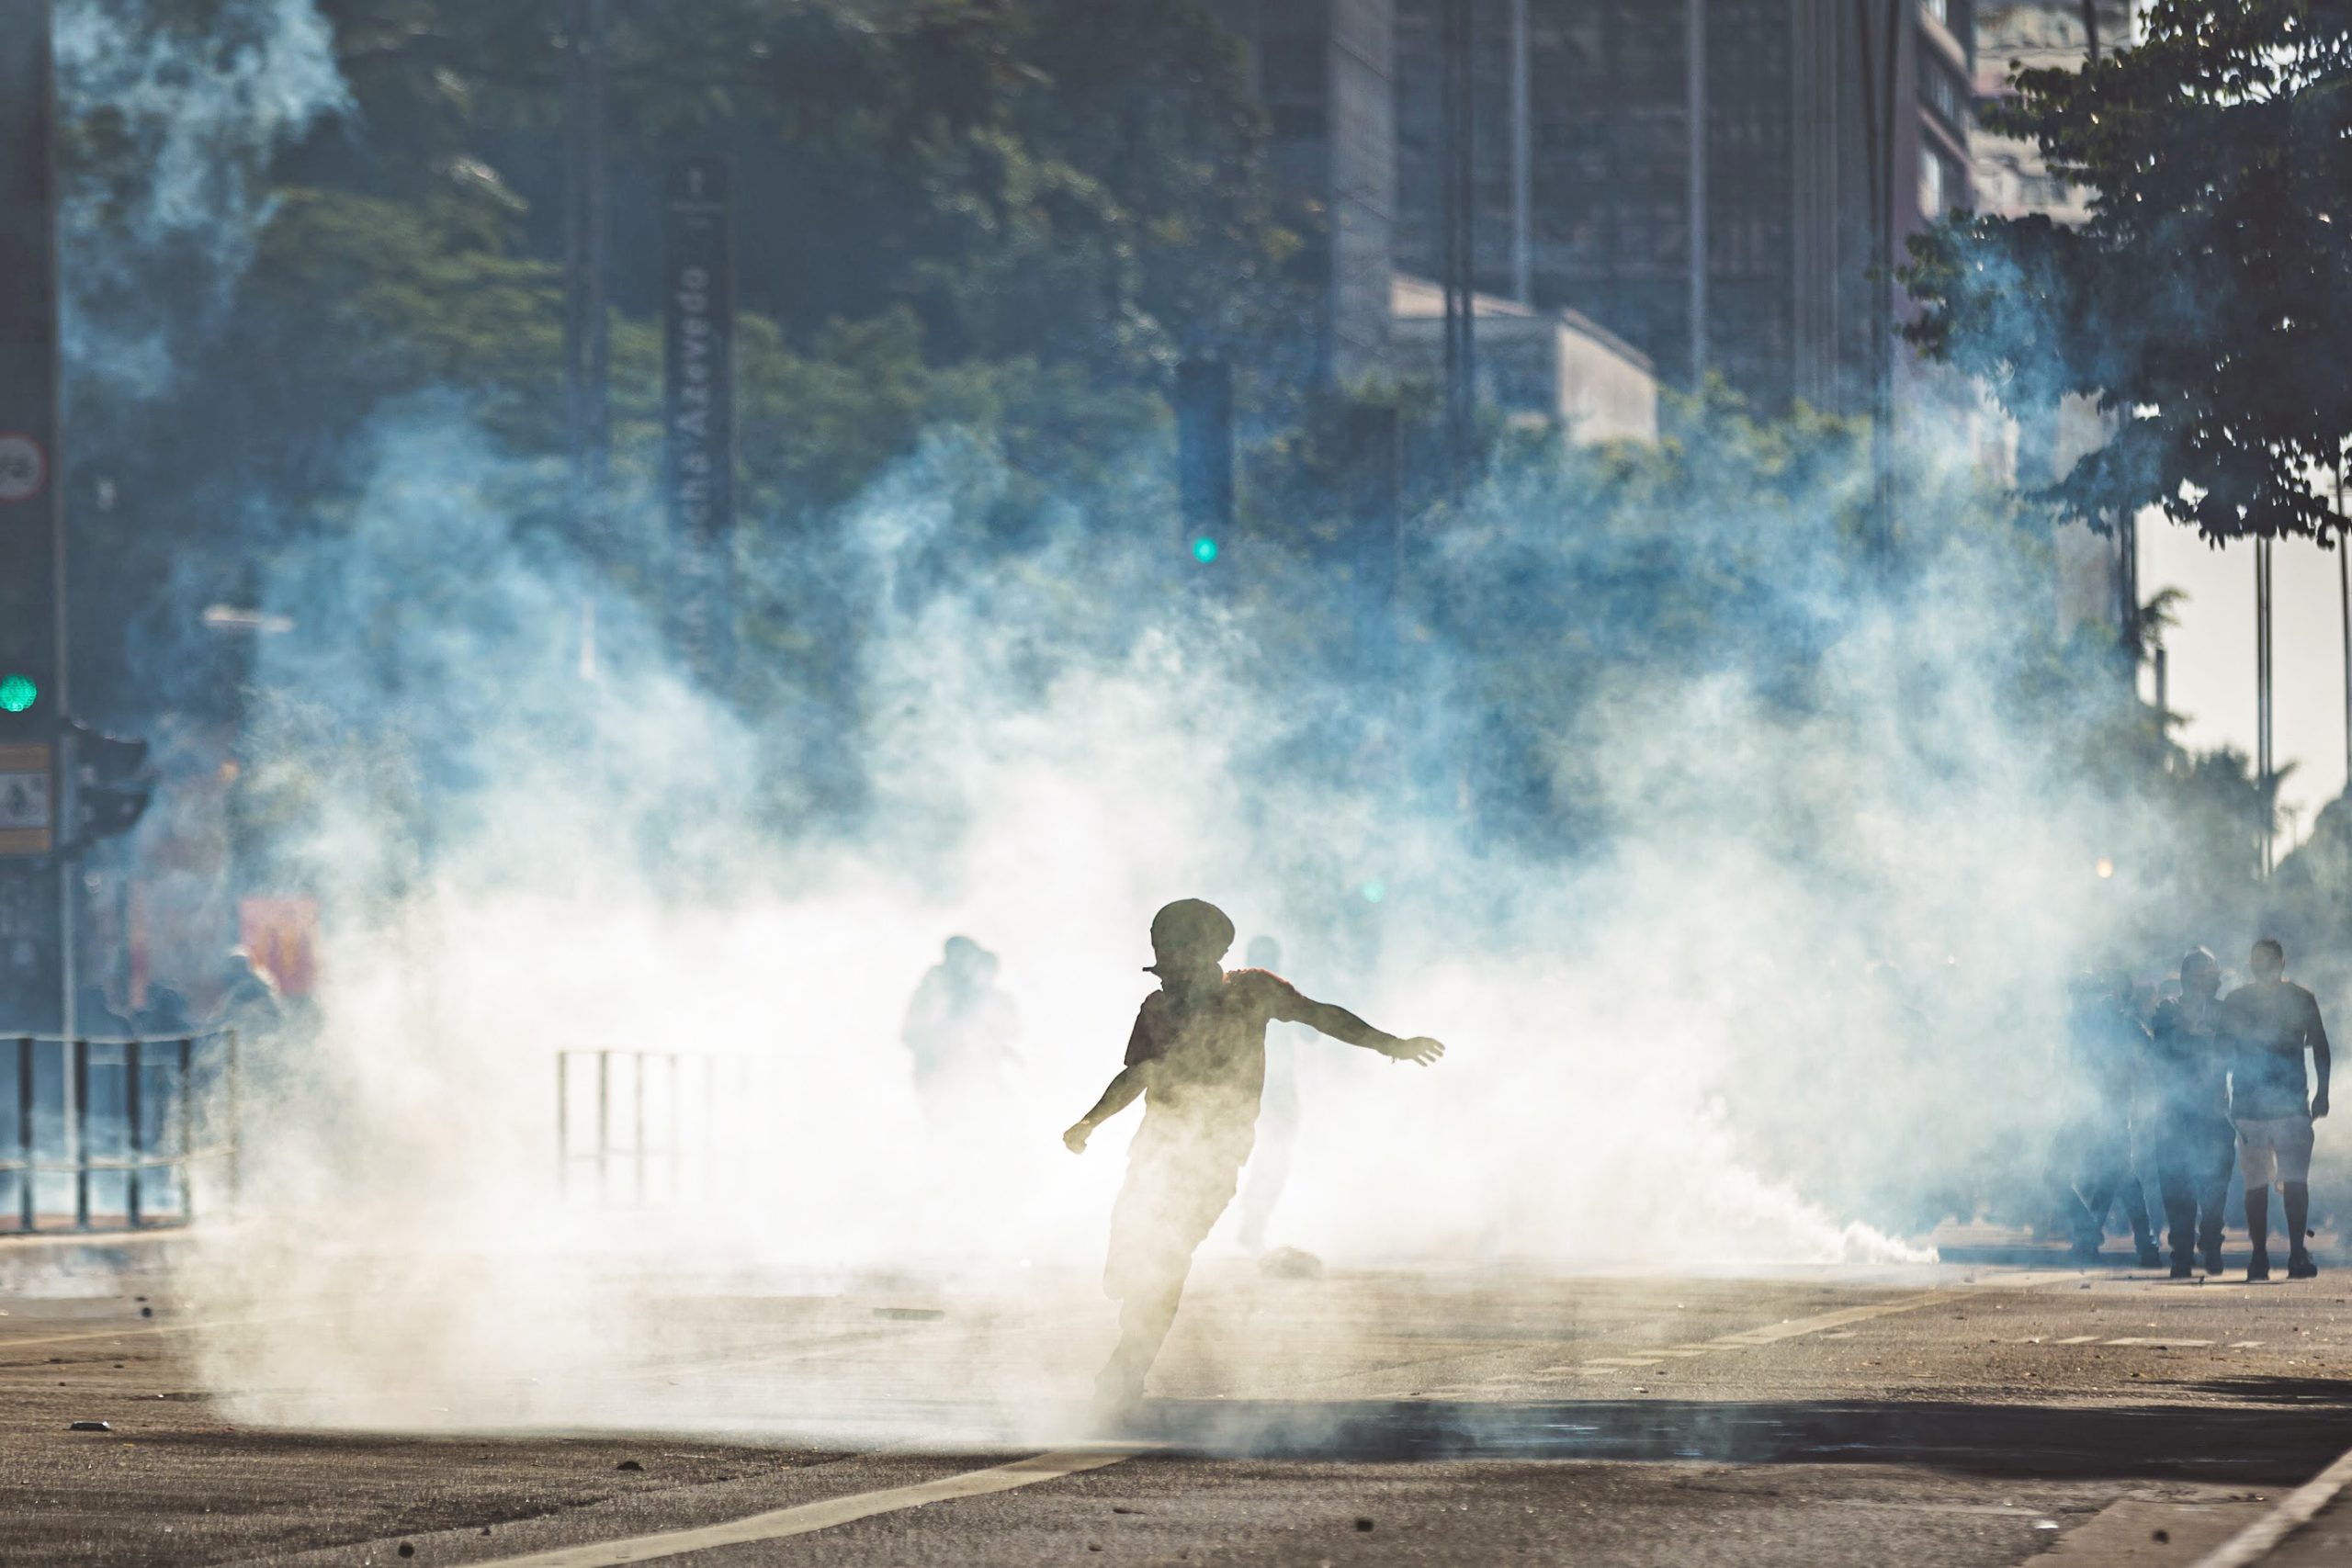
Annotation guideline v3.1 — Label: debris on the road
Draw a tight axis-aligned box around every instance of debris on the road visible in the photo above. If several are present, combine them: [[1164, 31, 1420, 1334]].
[[615, 1460, 643, 1472], [1355, 1517, 1376, 1532], [1259, 1247, 1324, 1280], [397, 1544, 415, 1559], [68, 1420, 111, 1432], [140, 1307, 153, 1318], [2153, 1529, 2170, 1542], [873, 1307, 945, 1321]]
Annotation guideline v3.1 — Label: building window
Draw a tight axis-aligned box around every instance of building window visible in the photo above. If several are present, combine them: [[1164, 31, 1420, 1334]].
[[1919, 144, 1966, 217], [1921, 0, 1948, 27]]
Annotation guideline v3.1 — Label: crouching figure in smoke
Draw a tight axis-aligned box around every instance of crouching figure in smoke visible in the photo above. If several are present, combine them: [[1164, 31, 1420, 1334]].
[[1062, 898, 1446, 1414]]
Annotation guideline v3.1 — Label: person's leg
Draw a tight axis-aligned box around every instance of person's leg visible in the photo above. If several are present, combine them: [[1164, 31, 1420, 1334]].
[[2156, 1131, 2197, 1275], [2119, 1156, 2160, 1265], [2196, 1119, 2234, 1273], [1237, 1115, 1295, 1256], [2285, 1183, 2313, 1265], [1097, 1280, 1184, 1408]]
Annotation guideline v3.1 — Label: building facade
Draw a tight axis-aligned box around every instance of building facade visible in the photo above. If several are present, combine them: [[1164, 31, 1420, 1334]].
[[1388, 0, 1974, 413]]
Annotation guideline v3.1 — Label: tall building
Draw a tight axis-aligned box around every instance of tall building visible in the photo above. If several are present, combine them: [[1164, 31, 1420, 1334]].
[[1390, 1, 1975, 414], [1209, 0, 1399, 386]]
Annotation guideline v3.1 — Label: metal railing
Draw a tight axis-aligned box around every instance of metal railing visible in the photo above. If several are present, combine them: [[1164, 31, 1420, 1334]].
[[1, 1031, 239, 1235], [555, 1048, 773, 1208]]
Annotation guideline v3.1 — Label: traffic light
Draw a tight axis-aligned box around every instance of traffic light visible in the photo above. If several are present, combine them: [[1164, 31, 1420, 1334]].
[[65, 722, 151, 844]]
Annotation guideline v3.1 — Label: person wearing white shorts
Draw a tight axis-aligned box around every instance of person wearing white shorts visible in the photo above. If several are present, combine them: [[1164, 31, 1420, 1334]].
[[2223, 939, 2332, 1281]]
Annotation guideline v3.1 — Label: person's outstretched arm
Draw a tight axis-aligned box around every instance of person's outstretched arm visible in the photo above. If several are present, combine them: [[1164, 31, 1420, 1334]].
[[1064, 1066, 1149, 1152], [1292, 995, 1445, 1066]]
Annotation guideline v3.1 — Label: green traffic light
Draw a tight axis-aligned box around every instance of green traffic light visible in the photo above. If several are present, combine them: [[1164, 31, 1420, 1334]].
[[0, 673, 36, 714], [1192, 536, 1219, 564]]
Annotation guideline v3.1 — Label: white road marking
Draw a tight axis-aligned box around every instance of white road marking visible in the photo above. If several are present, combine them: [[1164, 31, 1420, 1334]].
[[2054, 1335, 2101, 1345], [462, 1447, 1148, 1568], [1528, 1292, 1958, 1382], [2192, 1440, 2352, 1568], [2103, 1337, 2212, 1348]]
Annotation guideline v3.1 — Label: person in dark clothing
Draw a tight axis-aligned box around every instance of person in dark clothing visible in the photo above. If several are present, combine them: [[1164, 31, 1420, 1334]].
[[1236, 934, 1302, 1257], [2059, 966, 2161, 1266], [1063, 898, 1444, 1411], [2148, 949, 2233, 1278], [2222, 938, 2332, 1280]]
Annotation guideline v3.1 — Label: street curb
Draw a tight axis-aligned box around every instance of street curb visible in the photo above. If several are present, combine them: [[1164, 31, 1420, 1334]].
[[2191, 1442, 2352, 1567]]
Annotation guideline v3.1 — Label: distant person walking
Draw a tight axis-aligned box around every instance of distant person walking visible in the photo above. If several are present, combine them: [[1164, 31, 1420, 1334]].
[[2223, 938, 2332, 1280], [900, 935, 1021, 1129], [2148, 949, 2233, 1278], [1063, 898, 1444, 1413], [1236, 934, 1301, 1257], [2058, 965, 2161, 1267]]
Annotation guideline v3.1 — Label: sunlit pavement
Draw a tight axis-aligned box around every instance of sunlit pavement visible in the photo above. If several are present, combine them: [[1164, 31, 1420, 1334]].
[[6, 1257, 2352, 1566]]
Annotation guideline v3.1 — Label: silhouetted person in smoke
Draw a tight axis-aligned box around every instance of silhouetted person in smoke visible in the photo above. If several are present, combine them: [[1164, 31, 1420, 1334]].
[[2058, 965, 2161, 1266], [2223, 937, 2332, 1280], [2149, 949, 2234, 1278], [1236, 934, 1301, 1257], [901, 935, 1021, 1129], [1063, 898, 1443, 1411]]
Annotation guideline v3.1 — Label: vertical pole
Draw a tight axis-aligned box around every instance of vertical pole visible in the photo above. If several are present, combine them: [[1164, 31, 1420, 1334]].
[[175, 1035, 192, 1223], [632, 1050, 647, 1207], [71, 1035, 85, 1229], [556, 1050, 570, 1198], [16, 1037, 31, 1233], [596, 1047, 611, 1206], [223, 1028, 240, 1213], [2258, 537, 2275, 876], [1509, 0, 1532, 306], [124, 1037, 141, 1227], [1686, 0, 1708, 389], [562, 0, 610, 548]]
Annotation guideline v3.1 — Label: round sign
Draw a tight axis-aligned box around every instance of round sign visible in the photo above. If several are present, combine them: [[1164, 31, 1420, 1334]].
[[0, 433, 46, 504]]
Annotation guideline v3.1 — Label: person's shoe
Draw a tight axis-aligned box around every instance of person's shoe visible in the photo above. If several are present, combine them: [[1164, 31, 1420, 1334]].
[[2202, 1248, 2226, 1277], [2137, 1241, 2164, 1269], [2288, 1252, 2320, 1280], [2070, 1237, 2104, 1263], [2247, 1249, 2272, 1281], [2168, 1259, 2194, 1280]]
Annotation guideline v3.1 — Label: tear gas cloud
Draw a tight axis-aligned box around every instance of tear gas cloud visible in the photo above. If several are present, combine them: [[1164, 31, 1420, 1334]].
[[65, 0, 2199, 1443]]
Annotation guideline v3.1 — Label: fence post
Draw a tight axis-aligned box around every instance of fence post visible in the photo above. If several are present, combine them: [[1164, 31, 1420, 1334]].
[[596, 1049, 611, 1206], [176, 1037, 194, 1224], [72, 1039, 89, 1230], [225, 1029, 241, 1214], [633, 1050, 647, 1207], [559, 1051, 573, 1197], [124, 1039, 142, 1228], [16, 1037, 32, 1234]]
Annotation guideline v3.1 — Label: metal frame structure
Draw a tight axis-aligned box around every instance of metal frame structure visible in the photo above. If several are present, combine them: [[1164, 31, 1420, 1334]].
[[2, 1028, 238, 1234], [555, 1048, 766, 1209]]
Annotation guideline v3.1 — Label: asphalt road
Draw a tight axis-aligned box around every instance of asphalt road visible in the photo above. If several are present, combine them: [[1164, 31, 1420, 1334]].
[[7, 1255, 2352, 1567]]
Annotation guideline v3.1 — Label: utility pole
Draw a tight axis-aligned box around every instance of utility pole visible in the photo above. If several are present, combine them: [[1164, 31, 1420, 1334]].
[[1509, 0, 1532, 307], [2257, 535, 2275, 877], [1853, 0, 1900, 558], [563, 0, 610, 548], [1440, 0, 1476, 480], [1687, 0, 1707, 389], [0, 0, 68, 1041]]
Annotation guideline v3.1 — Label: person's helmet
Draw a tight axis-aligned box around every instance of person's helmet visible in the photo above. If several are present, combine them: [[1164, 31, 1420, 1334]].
[[1148, 898, 1235, 974]]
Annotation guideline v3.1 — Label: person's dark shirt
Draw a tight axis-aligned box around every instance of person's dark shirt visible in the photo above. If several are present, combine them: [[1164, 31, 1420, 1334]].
[[1124, 968, 1311, 1129], [2222, 978, 2328, 1120], [2064, 997, 2147, 1108], [2147, 996, 2228, 1119]]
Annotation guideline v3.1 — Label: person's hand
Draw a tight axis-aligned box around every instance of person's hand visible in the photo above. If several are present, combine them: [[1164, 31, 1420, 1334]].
[[1063, 1121, 1093, 1153], [1382, 1036, 1446, 1066], [2313, 1089, 2331, 1120]]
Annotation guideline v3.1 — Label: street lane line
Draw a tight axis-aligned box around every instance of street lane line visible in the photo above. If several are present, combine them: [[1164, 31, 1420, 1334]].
[[0, 1312, 325, 1352], [1531, 1292, 1958, 1381], [461, 1446, 1148, 1568], [2104, 1337, 2211, 1348], [2190, 1440, 2352, 1568], [2054, 1335, 2100, 1344]]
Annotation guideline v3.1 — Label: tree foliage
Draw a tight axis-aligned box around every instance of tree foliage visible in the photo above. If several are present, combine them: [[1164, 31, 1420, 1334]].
[[1905, 0, 2352, 543]]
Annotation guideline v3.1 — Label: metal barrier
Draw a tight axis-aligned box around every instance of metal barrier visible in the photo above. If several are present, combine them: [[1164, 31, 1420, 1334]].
[[555, 1048, 772, 1208], [0, 1031, 240, 1235]]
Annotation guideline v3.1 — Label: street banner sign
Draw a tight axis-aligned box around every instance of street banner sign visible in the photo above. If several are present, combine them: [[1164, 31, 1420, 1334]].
[[663, 154, 736, 685]]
